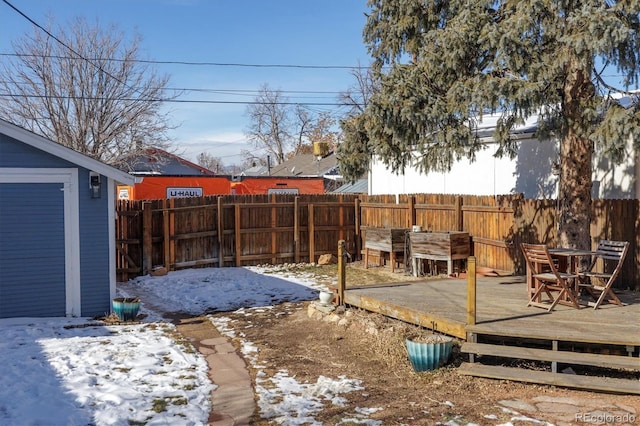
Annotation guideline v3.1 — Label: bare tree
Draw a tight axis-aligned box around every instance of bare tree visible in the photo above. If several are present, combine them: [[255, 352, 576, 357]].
[[0, 16, 177, 168], [337, 64, 378, 182], [308, 111, 339, 151], [196, 152, 223, 173], [291, 105, 312, 156], [339, 63, 377, 116], [244, 84, 290, 165], [239, 149, 269, 168], [245, 84, 343, 165]]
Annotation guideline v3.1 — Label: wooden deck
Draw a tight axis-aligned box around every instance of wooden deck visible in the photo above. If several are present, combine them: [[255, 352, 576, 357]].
[[343, 274, 640, 393], [343, 275, 640, 346]]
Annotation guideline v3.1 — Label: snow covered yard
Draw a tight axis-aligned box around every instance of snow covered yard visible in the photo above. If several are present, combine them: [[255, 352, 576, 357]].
[[0, 265, 383, 425], [0, 317, 212, 425]]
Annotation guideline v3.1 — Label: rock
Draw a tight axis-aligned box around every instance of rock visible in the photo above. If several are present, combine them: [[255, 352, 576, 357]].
[[318, 254, 338, 265], [150, 266, 167, 276], [327, 313, 341, 323], [497, 399, 538, 413]]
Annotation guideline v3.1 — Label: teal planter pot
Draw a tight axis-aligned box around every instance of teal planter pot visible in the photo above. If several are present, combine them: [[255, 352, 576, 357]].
[[112, 298, 140, 322], [405, 335, 453, 372]]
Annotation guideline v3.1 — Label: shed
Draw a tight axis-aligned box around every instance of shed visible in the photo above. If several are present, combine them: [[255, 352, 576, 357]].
[[0, 119, 137, 318]]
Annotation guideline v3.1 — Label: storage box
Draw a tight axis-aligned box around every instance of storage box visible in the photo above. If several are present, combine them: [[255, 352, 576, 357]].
[[409, 231, 470, 260], [409, 231, 470, 275], [364, 227, 407, 252]]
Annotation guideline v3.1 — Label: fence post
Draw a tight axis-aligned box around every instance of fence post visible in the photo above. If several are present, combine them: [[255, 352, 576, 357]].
[[339, 194, 345, 242], [408, 196, 416, 228], [467, 256, 476, 325], [354, 197, 361, 260], [235, 203, 242, 266], [294, 196, 300, 263], [271, 193, 277, 264], [308, 203, 315, 263], [142, 201, 152, 275], [162, 200, 170, 271], [338, 239, 346, 305], [217, 196, 223, 267]]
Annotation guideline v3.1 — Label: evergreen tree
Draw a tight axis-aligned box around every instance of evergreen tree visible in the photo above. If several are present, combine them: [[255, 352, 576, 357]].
[[350, 0, 639, 249]]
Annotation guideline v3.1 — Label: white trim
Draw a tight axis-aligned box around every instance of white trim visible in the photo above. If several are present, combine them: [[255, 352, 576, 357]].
[[108, 178, 116, 301], [64, 169, 81, 316], [0, 168, 81, 316]]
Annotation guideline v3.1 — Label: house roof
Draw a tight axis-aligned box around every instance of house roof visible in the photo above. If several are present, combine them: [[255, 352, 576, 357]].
[[0, 119, 137, 185], [121, 148, 217, 176], [474, 91, 639, 142], [475, 113, 539, 142], [239, 164, 269, 176], [268, 152, 339, 177]]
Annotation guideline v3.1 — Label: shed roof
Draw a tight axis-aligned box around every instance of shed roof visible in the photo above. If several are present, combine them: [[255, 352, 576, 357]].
[[332, 178, 368, 194], [0, 119, 137, 185]]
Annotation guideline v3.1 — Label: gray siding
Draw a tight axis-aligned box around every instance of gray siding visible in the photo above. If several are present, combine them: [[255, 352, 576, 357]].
[[0, 133, 76, 168], [1, 132, 113, 318], [78, 168, 111, 317], [0, 183, 66, 317]]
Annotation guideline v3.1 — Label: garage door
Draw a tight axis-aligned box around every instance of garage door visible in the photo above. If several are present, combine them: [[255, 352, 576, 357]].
[[0, 183, 66, 317]]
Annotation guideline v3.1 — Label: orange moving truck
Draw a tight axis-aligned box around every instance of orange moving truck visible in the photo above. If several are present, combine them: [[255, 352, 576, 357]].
[[117, 176, 325, 200]]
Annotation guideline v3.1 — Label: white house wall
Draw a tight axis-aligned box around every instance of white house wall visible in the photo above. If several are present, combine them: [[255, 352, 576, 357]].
[[591, 135, 639, 199], [370, 138, 557, 198], [369, 136, 637, 199]]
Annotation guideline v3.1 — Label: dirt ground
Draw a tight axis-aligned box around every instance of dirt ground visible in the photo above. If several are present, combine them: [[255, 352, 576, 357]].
[[211, 262, 640, 425]]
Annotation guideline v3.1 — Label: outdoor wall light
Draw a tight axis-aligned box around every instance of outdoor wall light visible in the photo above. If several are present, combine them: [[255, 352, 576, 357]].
[[89, 171, 101, 198]]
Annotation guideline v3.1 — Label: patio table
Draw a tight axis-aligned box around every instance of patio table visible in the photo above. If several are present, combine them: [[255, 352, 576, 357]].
[[525, 247, 597, 303], [547, 248, 598, 304]]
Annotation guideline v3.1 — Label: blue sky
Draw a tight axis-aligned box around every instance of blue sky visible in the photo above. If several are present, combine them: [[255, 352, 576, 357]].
[[0, 0, 371, 165]]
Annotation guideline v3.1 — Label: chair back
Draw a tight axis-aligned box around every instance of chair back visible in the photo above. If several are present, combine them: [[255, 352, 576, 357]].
[[590, 240, 629, 275], [521, 243, 560, 276]]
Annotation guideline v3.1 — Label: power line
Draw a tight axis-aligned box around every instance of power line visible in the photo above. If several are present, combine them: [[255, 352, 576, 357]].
[[173, 88, 346, 95], [0, 79, 350, 97], [0, 92, 361, 107], [0, 53, 371, 70], [1, 52, 629, 85], [1, 0, 150, 99]]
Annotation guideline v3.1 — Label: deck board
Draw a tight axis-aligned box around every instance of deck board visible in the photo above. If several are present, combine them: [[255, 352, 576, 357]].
[[343, 275, 640, 346]]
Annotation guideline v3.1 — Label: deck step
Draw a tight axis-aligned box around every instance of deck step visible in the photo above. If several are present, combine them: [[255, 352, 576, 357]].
[[461, 342, 640, 371], [458, 363, 640, 395]]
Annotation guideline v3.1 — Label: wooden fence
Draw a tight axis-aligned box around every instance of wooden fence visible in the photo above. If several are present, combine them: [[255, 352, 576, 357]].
[[358, 194, 639, 289], [116, 194, 360, 281], [116, 193, 639, 290]]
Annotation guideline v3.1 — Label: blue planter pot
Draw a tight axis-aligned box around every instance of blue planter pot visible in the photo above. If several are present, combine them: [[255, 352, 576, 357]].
[[112, 298, 140, 321], [405, 335, 453, 372]]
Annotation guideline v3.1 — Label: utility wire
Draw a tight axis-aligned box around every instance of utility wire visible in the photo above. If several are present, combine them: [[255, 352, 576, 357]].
[[0, 53, 368, 70], [1, 0, 160, 101], [0, 79, 351, 97], [0, 92, 361, 107]]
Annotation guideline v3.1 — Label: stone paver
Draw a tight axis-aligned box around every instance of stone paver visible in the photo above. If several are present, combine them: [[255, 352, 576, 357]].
[[174, 316, 255, 425], [498, 397, 639, 426]]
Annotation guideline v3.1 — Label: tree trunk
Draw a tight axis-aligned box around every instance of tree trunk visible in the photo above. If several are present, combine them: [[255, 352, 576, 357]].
[[558, 62, 593, 250], [558, 132, 592, 249]]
